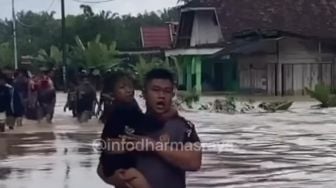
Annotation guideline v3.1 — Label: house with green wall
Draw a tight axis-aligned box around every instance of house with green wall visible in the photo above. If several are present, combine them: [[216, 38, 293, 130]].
[[164, 4, 235, 94], [165, 0, 336, 96]]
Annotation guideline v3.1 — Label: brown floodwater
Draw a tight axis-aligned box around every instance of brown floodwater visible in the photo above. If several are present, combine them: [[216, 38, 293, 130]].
[[1, 94, 336, 188]]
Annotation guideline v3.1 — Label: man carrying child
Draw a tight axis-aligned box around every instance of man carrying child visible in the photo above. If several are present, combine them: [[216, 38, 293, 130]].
[[97, 68, 202, 188]]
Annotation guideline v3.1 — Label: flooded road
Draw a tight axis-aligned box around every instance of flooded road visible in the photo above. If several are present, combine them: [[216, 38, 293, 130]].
[[1, 93, 336, 188]]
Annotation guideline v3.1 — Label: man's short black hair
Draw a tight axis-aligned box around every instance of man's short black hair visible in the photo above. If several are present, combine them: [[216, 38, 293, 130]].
[[144, 68, 175, 88]]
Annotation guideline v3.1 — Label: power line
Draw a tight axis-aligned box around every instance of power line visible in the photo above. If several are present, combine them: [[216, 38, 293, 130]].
[[47, 0, 57, 12], [16, 18, 34, 28], [72, 0, 114, 4], [12, 0, 58, 28]]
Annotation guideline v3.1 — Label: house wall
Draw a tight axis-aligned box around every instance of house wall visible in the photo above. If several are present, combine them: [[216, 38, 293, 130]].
[[237, 37, 336, 95], [279, 37, 336, 95], [190, 10, 223, 47], [238, 55, 277, 95]]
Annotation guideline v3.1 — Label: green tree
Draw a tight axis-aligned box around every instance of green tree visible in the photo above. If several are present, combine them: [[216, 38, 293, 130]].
[[0, 4, 180, 75], [15, 11, 60, 56], [0, 42, 14, 68], [130, 56, 181, 88], [34, 45, 62, 69], [72, 34, 121, 71]]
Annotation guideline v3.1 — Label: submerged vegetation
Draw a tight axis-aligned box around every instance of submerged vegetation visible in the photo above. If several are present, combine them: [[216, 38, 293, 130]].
[[305, 84, 336, 108], [177, 96, 294, 114]]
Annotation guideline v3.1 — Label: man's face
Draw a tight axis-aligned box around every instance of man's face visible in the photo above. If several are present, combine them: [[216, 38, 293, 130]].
[[144, 79, 174, 115]]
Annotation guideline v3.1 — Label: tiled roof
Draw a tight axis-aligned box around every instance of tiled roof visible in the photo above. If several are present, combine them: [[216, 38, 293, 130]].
[[183, 0, 336, 40], [141, 26, 173, 49]]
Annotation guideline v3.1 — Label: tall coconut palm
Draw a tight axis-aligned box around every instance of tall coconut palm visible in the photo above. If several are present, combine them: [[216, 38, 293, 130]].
[[177, 0, 193, 4]]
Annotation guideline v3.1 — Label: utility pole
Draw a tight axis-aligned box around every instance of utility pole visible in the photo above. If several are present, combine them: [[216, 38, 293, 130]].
[[61, 0, 67, 90], [12, 0, 18, 69]]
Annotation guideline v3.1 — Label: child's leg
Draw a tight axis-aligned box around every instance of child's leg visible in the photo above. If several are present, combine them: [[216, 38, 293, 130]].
[[121, 168, 151, 188]]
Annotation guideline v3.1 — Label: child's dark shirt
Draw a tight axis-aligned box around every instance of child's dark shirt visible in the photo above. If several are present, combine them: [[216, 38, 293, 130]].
[[100, 99, 163, 177]]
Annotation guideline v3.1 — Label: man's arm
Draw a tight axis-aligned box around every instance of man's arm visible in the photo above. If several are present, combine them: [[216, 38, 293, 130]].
[[154, 121, 202, 171], [155, 141, 202, 171], [125, 120, 202, 171]]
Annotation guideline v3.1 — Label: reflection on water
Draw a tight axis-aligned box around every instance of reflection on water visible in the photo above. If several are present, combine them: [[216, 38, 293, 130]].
[[1, 133, 57, 158], [0, 95, 336, 188]]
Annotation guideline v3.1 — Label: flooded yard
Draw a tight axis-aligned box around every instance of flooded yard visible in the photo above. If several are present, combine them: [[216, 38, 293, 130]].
[[1, 94, 336, 188]]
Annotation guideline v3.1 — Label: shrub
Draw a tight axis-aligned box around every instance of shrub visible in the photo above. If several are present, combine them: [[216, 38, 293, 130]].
[[305, 84, 336, 108]]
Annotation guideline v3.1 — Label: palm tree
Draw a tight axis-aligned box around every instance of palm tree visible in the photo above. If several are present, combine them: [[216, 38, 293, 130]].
[[177, 0, 193, 4], [80, 5, 94, 18], [99, 10, 119, 20]]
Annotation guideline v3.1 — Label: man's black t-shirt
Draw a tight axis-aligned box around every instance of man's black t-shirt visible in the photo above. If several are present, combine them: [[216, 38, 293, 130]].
[[136, 115, 200, 188]]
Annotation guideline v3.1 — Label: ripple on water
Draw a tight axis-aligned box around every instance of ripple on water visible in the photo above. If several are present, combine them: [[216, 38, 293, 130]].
[[1, 94, 336, 187]]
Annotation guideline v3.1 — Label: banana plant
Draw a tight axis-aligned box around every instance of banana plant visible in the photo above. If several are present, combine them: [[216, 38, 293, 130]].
[[305, 84, 336, 108], [130, 56, 179, 88], [73, 34, 121, 71], [0, 42, 14, 68], [35, 45, 62, 69]]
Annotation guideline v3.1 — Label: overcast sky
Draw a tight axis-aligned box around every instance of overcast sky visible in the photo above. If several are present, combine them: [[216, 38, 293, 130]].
[[0, 0, 179, 19]]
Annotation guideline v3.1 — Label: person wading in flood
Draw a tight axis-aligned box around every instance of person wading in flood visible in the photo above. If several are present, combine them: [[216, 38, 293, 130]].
[[97, 68, 202, 188], [12, 69, 29, 126], [37, 69, 56, 124], [0, 73, 11, 132], [5, 72, 25, 129], [26, 74, 40, 120], [64, 81, 78, 117], [0, 68, 24, 130], [76, 72, 97, 123], [2, 66, 14, 86]]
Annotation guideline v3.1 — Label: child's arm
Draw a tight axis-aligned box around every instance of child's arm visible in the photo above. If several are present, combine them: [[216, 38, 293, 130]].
[[97, 163, 129, 187], [120, 168, 151, 188]]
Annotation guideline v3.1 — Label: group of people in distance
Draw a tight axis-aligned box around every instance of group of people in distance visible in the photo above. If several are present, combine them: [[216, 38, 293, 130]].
[[0, 65, 202, 187], [0, 66, 56, 132], [96, 68, 202, 188]]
